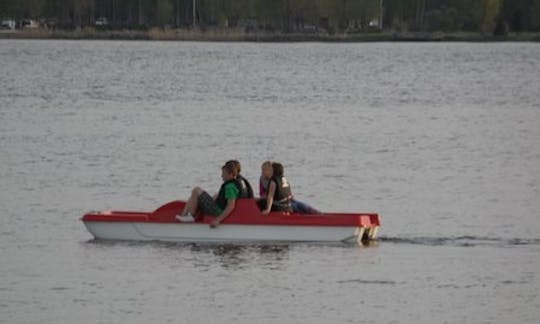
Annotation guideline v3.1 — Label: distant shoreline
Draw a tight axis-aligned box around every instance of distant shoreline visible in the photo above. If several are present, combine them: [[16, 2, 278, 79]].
[[2, 28, 540, 42]]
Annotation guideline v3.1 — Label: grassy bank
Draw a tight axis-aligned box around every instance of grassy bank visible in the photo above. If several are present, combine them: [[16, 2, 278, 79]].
[[2, 28, 540, 42]]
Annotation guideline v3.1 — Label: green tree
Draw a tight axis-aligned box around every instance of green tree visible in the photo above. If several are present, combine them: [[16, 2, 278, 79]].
[[155, 0, 173, 25], [289, 0, 318, 29], [0, 0, 24, 19], [255, 0, 287, 30], [71, 0, 94, 27], [414, 0, 426, 30], [316, 0, 342, 31], [479, 0, 502, 33], [2, 0, 540, 33], [530, 0, 540, 30], [382, 0, 406, 30], [21, 0, 45, 18]]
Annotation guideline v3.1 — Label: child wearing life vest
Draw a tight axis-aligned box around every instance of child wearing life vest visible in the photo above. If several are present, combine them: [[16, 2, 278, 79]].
[[259, 161, 273, 198], [260, 161, 320, 215], [177, 161, 244, 227], [226, 159, 254, 198]]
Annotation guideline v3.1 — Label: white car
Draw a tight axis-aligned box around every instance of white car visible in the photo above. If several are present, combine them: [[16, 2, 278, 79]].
[[1, 19, 16, 30], [21, 19, 39, 28], [95, 17, 109, 26]]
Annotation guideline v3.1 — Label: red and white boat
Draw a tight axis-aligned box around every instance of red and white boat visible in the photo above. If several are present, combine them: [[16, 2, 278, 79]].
[[82, 199, 380, 245]]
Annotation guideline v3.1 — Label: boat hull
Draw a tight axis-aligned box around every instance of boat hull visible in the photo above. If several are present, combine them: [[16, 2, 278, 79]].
[[82, 199, 380, 244], [83, 221, 370, 243]]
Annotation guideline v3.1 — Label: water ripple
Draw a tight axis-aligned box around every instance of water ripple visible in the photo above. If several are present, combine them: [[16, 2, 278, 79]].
[[379, 235, 540, 247]]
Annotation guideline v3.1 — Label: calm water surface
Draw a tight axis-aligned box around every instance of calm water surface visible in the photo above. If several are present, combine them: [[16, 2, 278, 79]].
[[1, 40, 540, 323]]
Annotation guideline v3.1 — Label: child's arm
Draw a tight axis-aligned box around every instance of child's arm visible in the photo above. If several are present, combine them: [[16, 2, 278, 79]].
[[210, 198, 236, 228], [262, 181, 276, 215], [259, 177, 267, 198]]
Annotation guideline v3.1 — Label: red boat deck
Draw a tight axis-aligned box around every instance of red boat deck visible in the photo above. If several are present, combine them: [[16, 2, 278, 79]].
[[82, 199, 380, 228]]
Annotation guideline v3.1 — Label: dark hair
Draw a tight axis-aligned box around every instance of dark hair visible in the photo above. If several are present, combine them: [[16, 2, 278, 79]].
[[271, 162, 284, 177], [222, 162, 238, 177], [226, 160, 241, 174]]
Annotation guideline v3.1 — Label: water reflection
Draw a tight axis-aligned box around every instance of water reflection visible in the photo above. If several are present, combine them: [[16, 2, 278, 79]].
[[190, 243, 290, 270], [83, 239, 291, 271]]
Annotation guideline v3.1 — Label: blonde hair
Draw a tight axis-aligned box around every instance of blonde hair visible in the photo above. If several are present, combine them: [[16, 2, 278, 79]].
[[261, 160, 272, 168]]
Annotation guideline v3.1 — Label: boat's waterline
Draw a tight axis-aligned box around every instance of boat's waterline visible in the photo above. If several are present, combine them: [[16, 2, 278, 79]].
[[83, 221, 379, 244]]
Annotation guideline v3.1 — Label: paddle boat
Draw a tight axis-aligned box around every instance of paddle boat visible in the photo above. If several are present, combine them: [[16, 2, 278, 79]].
[[82, 199, 380, 245]]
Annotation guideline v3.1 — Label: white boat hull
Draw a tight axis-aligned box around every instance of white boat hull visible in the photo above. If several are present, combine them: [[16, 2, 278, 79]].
[[83, 221, 371, 243]]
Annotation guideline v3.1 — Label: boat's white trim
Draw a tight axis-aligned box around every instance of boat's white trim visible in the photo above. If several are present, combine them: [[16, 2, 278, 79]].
[[83, 221, 366, 243]]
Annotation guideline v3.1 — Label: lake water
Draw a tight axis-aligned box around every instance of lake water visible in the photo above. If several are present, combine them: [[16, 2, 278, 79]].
[[1, 39, 539, 323]]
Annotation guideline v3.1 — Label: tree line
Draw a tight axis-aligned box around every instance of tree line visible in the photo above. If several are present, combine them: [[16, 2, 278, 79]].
[[1, 0, 539, 34]]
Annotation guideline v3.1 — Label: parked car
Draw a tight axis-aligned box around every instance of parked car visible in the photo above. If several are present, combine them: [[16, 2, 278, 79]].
[[301, 24, 318, 33], [95, 17, 109, 27], [1, 19, 16, 30], [21, 19, 39, 28]]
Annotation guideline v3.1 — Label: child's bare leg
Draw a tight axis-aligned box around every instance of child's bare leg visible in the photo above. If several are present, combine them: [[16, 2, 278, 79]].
[[181, 187, 203, 216]]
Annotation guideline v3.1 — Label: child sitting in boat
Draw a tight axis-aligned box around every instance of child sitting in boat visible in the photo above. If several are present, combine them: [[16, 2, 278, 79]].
[[176, 161, 247, 227], [226, 159, 254, 198], [259, 160, 273, 198], [257, 161, 273, 211], [260, 162, 320, 215]]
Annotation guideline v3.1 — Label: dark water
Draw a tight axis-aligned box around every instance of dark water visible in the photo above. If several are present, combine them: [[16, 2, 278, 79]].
[[1, 40, 539, 323]]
